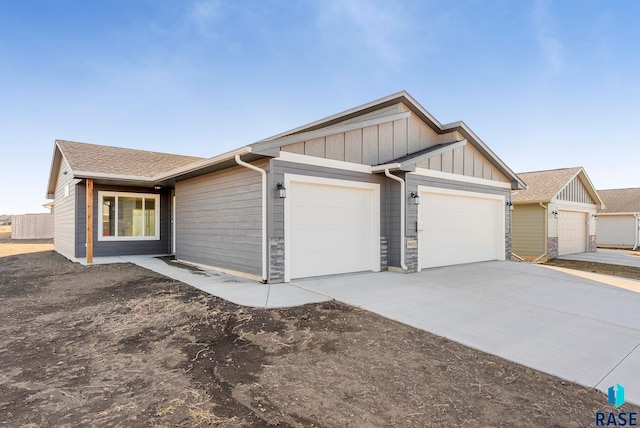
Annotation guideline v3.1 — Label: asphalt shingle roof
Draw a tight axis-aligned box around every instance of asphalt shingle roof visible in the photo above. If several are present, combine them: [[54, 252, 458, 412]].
[[57, 140, 204, 178], [512, 167, 582, 203], [597, 188, 640, 214]]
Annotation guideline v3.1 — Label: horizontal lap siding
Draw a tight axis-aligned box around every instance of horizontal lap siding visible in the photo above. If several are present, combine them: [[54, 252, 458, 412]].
[[76, 183, 171, 257], [270, 160, 388, 240], [176, 162, 266, 276], [54, 158, 77, 259], [512, 204, 545, 256]]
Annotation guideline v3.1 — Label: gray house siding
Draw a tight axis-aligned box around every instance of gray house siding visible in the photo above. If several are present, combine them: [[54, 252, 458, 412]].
[[175, 160, 267, 277], [269, 159, 390, 283], [76, 182, 171, 258], [53, 158, 78, 260]]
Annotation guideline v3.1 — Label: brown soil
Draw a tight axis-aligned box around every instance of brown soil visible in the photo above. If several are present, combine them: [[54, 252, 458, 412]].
[[544, 258, 640, 281], [1, 250, 635, 427], [0, 227, 54, 257]]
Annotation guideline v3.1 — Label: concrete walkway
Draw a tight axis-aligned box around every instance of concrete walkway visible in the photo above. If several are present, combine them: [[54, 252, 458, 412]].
[[101, 255, 640, 405], [559, 248, 640, 268], [118, 255, 332, 308]]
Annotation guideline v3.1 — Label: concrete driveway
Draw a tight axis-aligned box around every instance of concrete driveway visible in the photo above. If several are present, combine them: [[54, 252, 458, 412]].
[[294, 261, 640, 405], [559, 248, 640, 268]]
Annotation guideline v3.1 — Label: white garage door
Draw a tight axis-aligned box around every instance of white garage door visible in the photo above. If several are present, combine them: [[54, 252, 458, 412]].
[[558, 211, 587, 255], [285, 176, 380, 281], [419, 188, 505, 269]]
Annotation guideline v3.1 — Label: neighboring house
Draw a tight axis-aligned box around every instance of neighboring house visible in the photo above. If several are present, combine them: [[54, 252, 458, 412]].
[[46, 91, 525, 283], [511, 167, 604, 260], [596, 188, 640, 250]]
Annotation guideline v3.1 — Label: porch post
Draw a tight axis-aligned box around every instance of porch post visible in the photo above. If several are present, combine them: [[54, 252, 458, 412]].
[[86, 178, 93, 263]]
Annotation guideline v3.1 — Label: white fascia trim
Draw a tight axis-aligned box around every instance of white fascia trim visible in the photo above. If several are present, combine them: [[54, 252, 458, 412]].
[[441, 121, 525, 189], [370, 163, 402, 173], [264, 111, 411, 149], [276, 152, 372, 174], [74, 171, 153, 182], [411, 167, 512, 189], [597, 212, 640, 216], [154, 146, 252, 181], [283, 173, 381, 283], [255, 91, 416, 144], [553, 201, 598, 210]]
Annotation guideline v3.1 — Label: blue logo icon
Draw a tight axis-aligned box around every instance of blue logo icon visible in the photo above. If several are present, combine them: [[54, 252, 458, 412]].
[[608, 384, 625, 408]]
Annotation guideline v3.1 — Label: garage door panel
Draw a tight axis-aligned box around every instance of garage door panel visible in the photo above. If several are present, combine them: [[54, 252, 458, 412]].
[[287, 178, 379, 280], [558, 211, 587, 255], [419, 190, 504, 269]]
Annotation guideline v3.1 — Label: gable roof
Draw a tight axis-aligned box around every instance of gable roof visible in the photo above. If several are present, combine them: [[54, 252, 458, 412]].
[[512, 167, 603, 207], [250, 91, 526, 190], [597, 188, 640, 214], [47, 140, 204, 198]]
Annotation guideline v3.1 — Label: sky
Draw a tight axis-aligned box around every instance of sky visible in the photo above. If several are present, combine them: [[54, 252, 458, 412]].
[[1, 0, 639, 214]]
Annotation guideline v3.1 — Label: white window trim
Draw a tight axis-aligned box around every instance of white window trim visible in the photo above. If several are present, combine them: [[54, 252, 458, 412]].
[[98, 191, 161, 241]]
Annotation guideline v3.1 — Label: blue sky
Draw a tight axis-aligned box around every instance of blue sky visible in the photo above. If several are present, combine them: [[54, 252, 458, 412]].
[[1, 0, 639, 214]]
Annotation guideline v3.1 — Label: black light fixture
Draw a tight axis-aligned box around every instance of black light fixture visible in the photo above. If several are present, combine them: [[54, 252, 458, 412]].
[[551, 210, 558, 219], [410, 192, 420, 205], [506, 201, 514, 211], [592, 213, 598, 219], [276, 182, 286, 198]]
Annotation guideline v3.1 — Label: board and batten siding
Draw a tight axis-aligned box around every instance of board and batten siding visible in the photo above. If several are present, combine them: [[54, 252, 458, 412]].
[[53, 158, 78, 259], [511, 204, 546, 256], [414, 144, 509, 183], [281, 112, 458, 166], [556, 176, 595, 205], [175, 160, 267, 277], [597, 215, 636, 248], [75, 183, 171, 258]]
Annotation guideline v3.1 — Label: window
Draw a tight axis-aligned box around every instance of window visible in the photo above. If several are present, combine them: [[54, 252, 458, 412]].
[[98, 191, 160, 241]]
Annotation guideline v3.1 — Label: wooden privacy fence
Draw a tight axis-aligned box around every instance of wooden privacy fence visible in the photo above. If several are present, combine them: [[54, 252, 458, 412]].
[[11, 213, 54, 239]]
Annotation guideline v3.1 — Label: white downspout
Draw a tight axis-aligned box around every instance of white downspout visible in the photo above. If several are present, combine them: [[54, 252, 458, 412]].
[[384, 169, 408, 271], [633, 214, 640, 251], [532, 202, 548, 263], [235, 155, 268, 283]]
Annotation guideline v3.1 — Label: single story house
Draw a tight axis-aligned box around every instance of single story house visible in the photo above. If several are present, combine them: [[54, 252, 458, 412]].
[[46, 91, 525, 283], [511, 167, 604, 260], [596, 188, 640, 250]]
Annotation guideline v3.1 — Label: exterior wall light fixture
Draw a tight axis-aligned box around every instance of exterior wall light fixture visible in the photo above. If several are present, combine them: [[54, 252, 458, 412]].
[[154, 185, 162, 190], [551, 210, 559, 219], [277, 182, 286, 198], [506, 201, 514, 211], [410, 192, 420, 205]]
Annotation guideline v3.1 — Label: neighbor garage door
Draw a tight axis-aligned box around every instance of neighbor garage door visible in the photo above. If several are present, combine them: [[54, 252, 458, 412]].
[[558, 211, 587, 255], [419, 188, 505, 269], [285, 176, 380, 281]]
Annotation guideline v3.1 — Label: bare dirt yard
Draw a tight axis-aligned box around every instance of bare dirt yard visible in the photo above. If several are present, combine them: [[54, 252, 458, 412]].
[[544, 258, 640, 281], [0, 225, 53, 257], [1, 248, 636, 427]]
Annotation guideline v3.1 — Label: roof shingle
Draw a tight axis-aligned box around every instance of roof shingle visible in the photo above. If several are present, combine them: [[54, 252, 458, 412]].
[[57, 140, 204, 178], [512, 167, 582, 203], [597, 188, 640, 214]]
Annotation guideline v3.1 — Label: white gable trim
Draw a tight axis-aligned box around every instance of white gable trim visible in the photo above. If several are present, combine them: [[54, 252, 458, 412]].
[[275, 152, 372, 174], [411, 167, 512, 189], [263, 111, 411, 149]]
